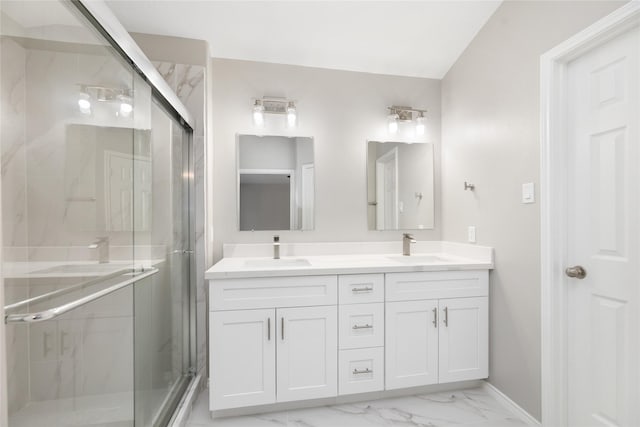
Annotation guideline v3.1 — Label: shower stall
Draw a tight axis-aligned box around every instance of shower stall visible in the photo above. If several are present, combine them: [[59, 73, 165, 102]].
[[1, 0, 197, 425]]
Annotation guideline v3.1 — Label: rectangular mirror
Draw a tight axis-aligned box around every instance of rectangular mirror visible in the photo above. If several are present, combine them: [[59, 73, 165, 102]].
[[238, 134, 314, 231], [367, 141, 434, 230]]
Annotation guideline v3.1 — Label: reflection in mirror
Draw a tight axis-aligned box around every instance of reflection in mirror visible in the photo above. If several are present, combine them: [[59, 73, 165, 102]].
[[367, 141, 434, 230], [238, 135, 314, 231], [65, 125, 152, 232]]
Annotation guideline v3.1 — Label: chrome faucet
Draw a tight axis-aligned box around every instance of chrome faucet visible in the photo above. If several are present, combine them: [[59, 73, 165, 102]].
[[402, 233, 416, 256], [89, 237, 110, 264], [273, 235, 280, 260]]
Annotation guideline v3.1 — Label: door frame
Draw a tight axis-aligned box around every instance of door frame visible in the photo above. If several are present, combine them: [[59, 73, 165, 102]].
[[540, 3, 640, 426], [375, 147, 399, 230]]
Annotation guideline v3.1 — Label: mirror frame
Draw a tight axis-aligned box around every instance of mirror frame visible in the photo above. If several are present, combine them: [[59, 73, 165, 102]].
[[236, 133, 316, 232], [366, 140, 435, 231]]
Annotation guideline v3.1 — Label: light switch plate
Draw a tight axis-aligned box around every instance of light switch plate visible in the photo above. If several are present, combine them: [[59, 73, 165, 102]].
[[468, 226, 476, 243], [522, 182, 535, 204]]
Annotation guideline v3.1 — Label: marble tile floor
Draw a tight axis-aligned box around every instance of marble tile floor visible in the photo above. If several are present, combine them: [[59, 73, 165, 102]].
[[186, 387, 529, 427]]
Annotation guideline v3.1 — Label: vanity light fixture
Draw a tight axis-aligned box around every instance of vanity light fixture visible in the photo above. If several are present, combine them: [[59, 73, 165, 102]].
[[387, 112, 399, 134], [286, 101, 297, 128], [387, 106, 428, 135], [252, 99, 265, 127], [77, 84, 133, 118], [251, 97, 297, 128]]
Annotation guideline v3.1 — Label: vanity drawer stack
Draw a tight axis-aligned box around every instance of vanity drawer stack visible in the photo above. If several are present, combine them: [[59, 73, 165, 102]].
[[337, 273, 385, 395]]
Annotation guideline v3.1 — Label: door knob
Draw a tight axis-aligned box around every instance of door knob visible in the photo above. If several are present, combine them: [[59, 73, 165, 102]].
[[565, 265, 587, 279]]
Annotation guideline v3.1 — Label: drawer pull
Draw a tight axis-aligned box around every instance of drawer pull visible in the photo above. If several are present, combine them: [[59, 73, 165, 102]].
[[351, 286, 373, 293], [353, 368, 373, 375], [444, 306, 449, 327], [432, 307, 437, 328], [281, 317, 285, 340], [352, 324, 373, 330], [267, 317, 271, 341]]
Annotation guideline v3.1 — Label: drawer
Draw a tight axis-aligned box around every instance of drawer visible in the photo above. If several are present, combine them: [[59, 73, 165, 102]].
[[339, 303, 384, 349], [386, 270, 488, 302], [210, 275, 337, 310], [339, 347, 384, 395], [338, 274, 384, 304]]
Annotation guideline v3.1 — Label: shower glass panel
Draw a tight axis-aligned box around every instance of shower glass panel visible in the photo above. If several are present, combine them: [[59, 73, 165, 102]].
[[0, 1, 194, 426]]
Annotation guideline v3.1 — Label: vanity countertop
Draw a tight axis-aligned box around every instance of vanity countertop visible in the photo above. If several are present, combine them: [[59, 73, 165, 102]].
[[206, 241, 494, 279]]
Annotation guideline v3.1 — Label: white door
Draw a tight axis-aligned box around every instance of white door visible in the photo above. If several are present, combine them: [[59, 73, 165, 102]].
[[566, 25, 639, 427], [385, 300, 438, 389], [276, 306, 337, 402], [438, 297, 488, 383], [210, 309, 276, 410], [375, 148, 398, 230], [301, 163, 314, 230]]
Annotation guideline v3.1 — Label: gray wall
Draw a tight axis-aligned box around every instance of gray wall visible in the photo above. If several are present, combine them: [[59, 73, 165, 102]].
[[440, 0, 626, 420], [210, 59, 442, 261]]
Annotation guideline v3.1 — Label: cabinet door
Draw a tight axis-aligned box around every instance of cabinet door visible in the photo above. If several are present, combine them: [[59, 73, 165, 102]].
[[385, 300, 439, 389], [210, 309, 276, 410], [438, 297, 488, 383], [276, 306, 338, 402]]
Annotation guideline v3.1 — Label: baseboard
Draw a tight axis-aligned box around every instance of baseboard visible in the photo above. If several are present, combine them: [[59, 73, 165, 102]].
[[481, 381, 541, 426]]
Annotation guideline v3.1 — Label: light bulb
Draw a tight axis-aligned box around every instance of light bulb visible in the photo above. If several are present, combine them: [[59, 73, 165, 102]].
[[387, 113, 398, 134], [415, 115, 425, 136], [253, 100, 265, 127], [286, 102, 297, 128], [78, 91, 91, 115], [119, 95, 133, 117]]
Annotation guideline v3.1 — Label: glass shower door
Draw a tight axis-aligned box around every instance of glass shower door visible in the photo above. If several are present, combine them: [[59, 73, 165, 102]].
[[132, 97, 193, 426], [1, 1, 195, 425]]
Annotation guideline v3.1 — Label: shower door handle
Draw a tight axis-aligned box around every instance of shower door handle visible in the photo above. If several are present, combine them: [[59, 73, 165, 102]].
[[172, 250, 193, 255]]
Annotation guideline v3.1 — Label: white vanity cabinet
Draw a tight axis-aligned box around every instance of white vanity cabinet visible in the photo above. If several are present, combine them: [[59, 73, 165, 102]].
[[385, 270, 489, 389], [209, 275, 338, 410], [208, 261, 491, 413]]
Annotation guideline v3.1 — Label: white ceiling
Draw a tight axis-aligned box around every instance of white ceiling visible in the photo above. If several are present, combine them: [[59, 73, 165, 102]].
[[105, 1, 502, 79]]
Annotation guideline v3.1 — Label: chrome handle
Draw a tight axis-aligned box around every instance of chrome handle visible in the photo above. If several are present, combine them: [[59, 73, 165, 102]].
[[5, 268, 159, 324], [432, 307, 437, 328], [281, 317, 284, 340], [352, 324, 373, 330], [444, 306, 449, 327], [352, 286, 373, 293], [267, 318, 271, 341], [172, 250, 194, 255], [353, 368, 372, 375], [565, 265, 587, 279]]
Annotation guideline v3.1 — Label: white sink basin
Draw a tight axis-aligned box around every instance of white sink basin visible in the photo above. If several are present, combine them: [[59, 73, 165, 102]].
[[243, 258, 311, 268], [32, 264, 130, 275], [387, 255, 450, 264]]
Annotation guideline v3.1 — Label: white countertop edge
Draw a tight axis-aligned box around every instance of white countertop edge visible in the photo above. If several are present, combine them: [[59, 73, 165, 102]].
[[205, 261, 493, 280]]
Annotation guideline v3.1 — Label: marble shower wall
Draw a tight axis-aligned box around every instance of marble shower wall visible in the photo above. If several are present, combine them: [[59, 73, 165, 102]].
[[1, 35, 29, 415], [151, 60, 207, 377]]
